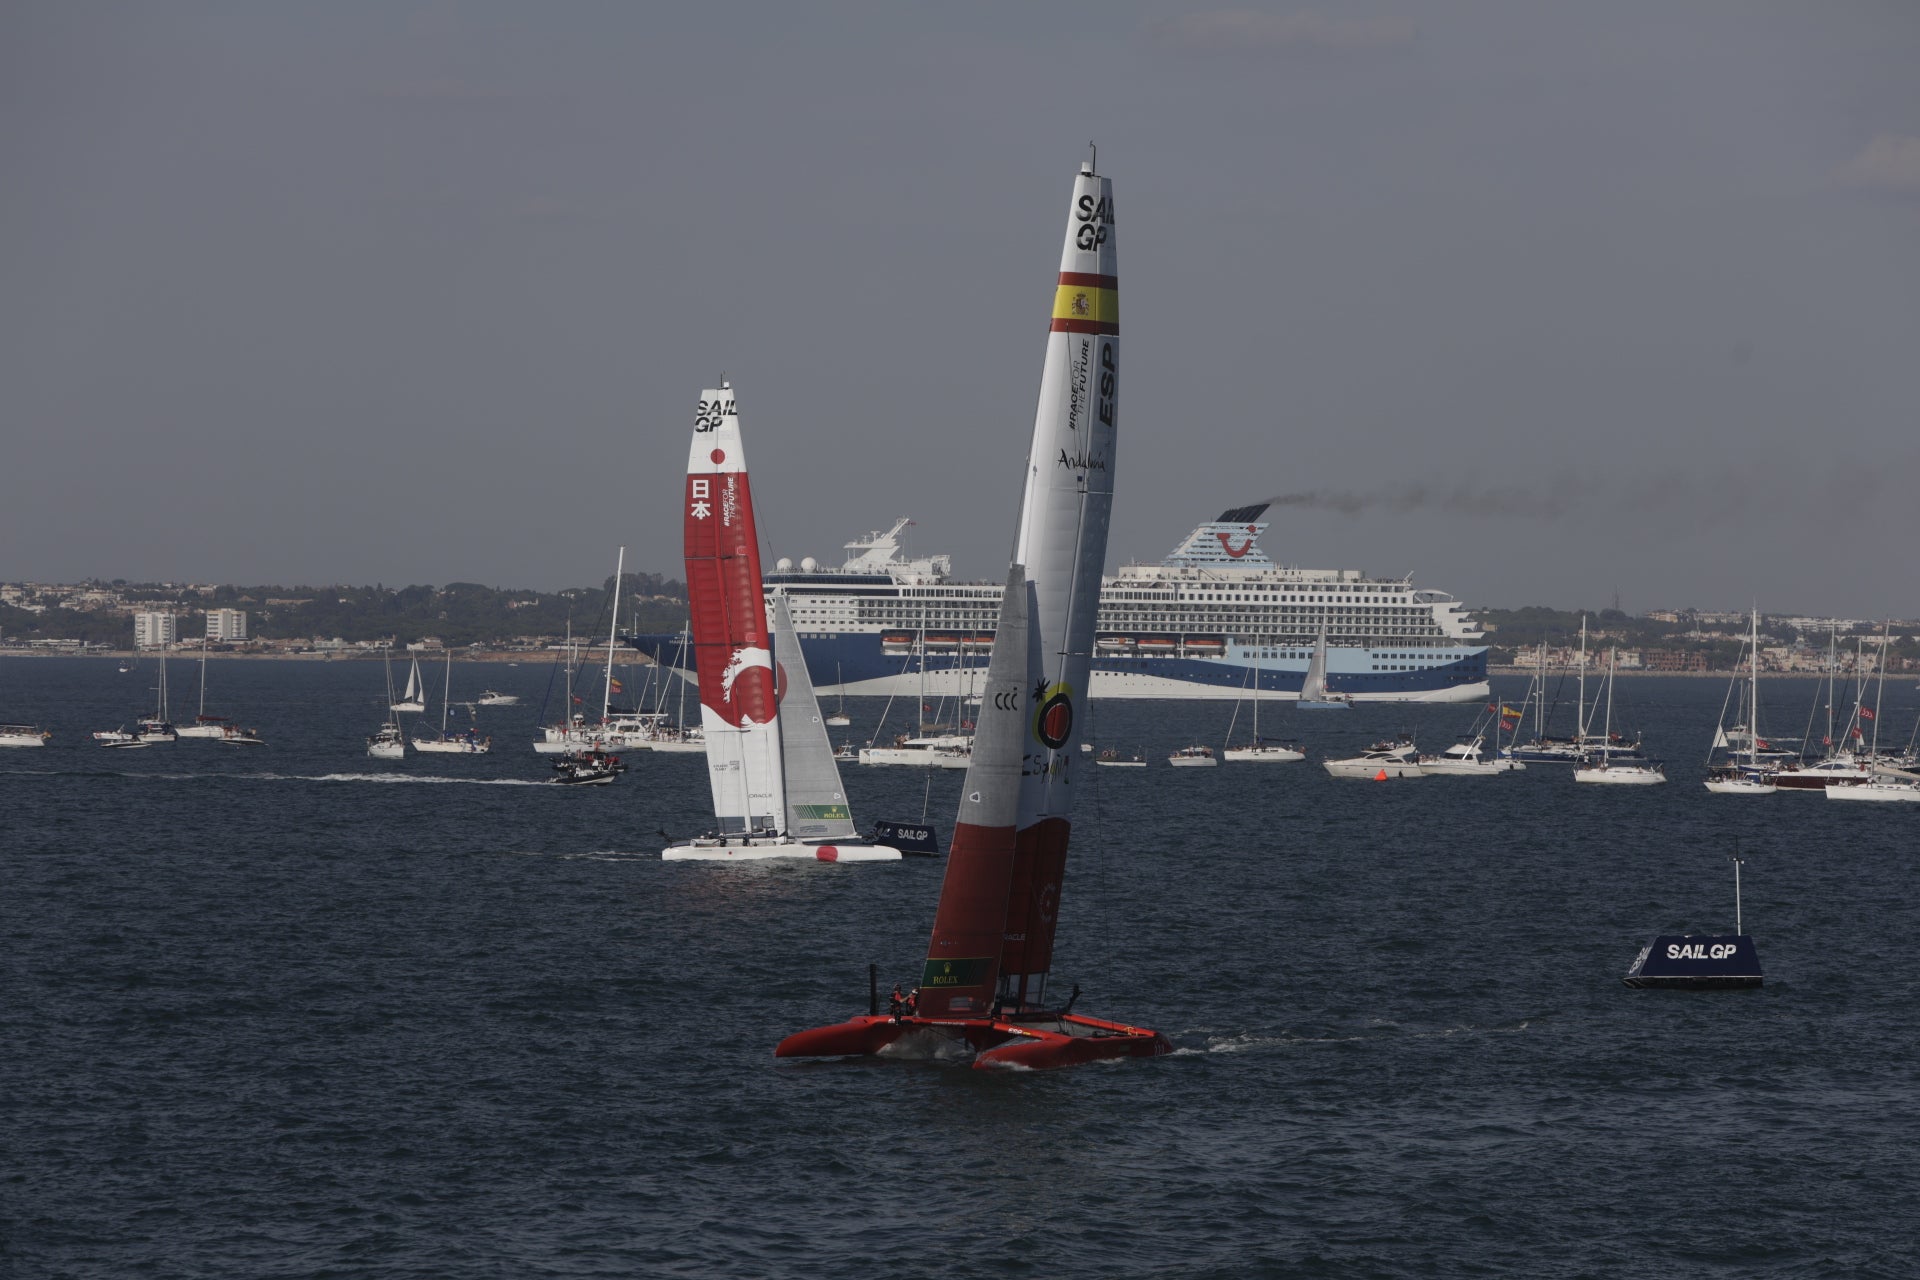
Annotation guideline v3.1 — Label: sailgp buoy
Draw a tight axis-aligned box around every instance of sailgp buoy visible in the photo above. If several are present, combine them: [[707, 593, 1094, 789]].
[[1624, 856, 1762, 989], [1374, 768, 1388, 781]]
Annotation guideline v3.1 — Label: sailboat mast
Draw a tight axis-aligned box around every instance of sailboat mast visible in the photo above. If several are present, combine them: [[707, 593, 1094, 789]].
[[1577, 615, 1588, 745], [442, 648, 453, 734], [1748, 607, 1760, 768], [603, 546, 625, 724]]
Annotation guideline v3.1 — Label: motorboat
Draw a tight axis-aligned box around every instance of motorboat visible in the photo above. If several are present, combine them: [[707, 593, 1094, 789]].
[[1096, 748, 1148, 767], [859, 733, 973, 769], [0, 724, 50, 748], [1324, 735, 1423, 778], [1168, 745, 1217, 767]]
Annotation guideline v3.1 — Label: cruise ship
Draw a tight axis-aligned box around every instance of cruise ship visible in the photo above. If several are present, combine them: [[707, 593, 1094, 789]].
[[630, 505, 1489, 703]]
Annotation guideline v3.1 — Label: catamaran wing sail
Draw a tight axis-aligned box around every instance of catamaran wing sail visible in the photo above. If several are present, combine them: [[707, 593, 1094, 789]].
[[771, 594, 858, 841], [683, 383, 784, 834]]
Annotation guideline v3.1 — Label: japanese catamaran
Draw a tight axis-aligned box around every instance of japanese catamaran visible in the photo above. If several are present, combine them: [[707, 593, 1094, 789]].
[[661, 384, 903, 862], [778, 155, 1170, 1068]]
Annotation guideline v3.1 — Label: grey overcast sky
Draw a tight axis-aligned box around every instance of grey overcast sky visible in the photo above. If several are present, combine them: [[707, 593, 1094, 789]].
[[4, 2, 1917, 614]]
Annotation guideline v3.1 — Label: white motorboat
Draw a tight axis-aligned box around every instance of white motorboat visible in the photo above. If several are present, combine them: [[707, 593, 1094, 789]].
[[477, 690, 520, 706], [367, 721, 405, 760], [1096, 748, 1148, 767], [858, 733, 973, 769], [1324, 735, 1422, 778], [1418, 734, 1521, 776], [1826, 779, 1920, 802], [0, 724, 50, 748], [1168, 745, 1218, 767], [217, 725, 267, 746]]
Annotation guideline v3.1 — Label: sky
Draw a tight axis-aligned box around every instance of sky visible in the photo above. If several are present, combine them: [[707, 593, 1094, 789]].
[[4, 1, 1917, 615]]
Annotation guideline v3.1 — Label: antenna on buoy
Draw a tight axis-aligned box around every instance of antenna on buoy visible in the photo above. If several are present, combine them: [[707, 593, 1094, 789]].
[[1731, 851, 1745, 935]]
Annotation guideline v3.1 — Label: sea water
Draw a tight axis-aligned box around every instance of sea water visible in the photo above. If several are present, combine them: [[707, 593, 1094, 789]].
[[5, 657, 1916, 1277]]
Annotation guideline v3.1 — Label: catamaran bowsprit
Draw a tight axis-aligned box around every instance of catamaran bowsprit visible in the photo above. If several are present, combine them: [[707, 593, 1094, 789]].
[[778, 155, 1170, 1069], [661, 383, 903, 863]]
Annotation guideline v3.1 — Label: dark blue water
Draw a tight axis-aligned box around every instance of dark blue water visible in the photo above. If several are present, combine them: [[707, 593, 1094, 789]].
[[6, 657, 1917, 1277]]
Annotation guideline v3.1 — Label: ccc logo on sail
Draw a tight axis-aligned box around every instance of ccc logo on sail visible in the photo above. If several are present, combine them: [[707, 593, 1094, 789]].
[[992, 689, 1020, 711]]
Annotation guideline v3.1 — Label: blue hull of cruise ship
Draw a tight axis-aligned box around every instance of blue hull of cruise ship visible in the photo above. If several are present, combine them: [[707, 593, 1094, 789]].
[[627, 632, 1488, 703]]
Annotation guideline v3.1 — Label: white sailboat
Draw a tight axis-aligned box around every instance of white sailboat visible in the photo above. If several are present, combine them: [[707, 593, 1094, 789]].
[[413, 649, 491, 753], [662, 383, 901, 861], [1574, 649, 1665, 785], [0, 723, 51, 748], [390, 654, 427, 713], [825, 662, 851, 727], [1704, 608, 1776, 794], [134, 655, 177, 742], [176, 640, 229, 739], [1296, 623, 1351, 709], [1223, 643, 1303, 762], [368, 648, 406, 759], [644, 630, 707, 753]]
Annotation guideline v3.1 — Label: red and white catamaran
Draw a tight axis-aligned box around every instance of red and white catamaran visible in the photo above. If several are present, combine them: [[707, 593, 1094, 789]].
[[777, 155, 1170, 1068], [662, 384, 903, 862]]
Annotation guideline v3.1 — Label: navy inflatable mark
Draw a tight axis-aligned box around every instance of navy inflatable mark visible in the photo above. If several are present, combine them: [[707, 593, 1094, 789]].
[[1624, 934, 1762, 989], [873, 819, 941, 857]]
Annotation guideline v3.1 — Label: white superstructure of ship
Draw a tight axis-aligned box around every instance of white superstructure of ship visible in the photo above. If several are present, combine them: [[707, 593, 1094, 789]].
[[638, 505, 1487, 703]]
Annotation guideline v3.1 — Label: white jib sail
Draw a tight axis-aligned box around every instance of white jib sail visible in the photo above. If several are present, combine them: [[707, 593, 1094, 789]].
[[771, 595, 858, 841]]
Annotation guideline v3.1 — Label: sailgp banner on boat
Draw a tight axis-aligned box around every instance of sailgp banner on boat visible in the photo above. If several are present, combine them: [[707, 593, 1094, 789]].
[[684, 383, 783, 832]]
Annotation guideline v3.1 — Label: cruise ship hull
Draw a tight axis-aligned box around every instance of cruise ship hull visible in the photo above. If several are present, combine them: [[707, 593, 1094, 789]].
[[629, 631, 1488, 704]]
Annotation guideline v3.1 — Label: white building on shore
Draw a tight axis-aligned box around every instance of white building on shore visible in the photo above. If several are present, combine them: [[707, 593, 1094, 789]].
[[133, 611, 178, 648], [206, 608, 248, 642]]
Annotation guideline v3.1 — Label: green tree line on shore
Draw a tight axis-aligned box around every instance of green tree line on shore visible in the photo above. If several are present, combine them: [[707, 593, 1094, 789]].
[[1, 573, 691, 648]]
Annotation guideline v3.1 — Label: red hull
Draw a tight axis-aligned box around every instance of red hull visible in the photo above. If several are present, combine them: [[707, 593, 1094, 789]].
[[775, 1011, 1170, 1071]]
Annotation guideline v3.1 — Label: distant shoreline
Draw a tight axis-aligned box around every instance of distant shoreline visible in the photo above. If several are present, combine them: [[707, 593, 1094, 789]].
[[3, 651, 1910, 682]]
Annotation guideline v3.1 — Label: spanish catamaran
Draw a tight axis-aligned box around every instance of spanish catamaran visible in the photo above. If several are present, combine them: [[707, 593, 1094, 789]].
[[778, 155, 1170, 1068]]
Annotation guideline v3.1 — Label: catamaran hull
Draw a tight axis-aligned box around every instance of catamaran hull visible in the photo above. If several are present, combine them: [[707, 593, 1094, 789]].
[[775, 1013, 1171, 1070], [413, 739, 491, 754], [662, 840, 903, 862]]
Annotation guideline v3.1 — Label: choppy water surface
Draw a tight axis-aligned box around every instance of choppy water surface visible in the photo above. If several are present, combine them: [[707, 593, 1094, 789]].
[[6, 657, 1917, 1277]]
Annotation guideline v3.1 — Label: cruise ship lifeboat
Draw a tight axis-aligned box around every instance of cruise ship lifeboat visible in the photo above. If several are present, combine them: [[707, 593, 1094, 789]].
[[1184, 637, 1227, 655], [924, 634, 960, 652], [1096, 635, 1136, 651], [1137, 637, 1177, 653], [881, 634, 912, 654]]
